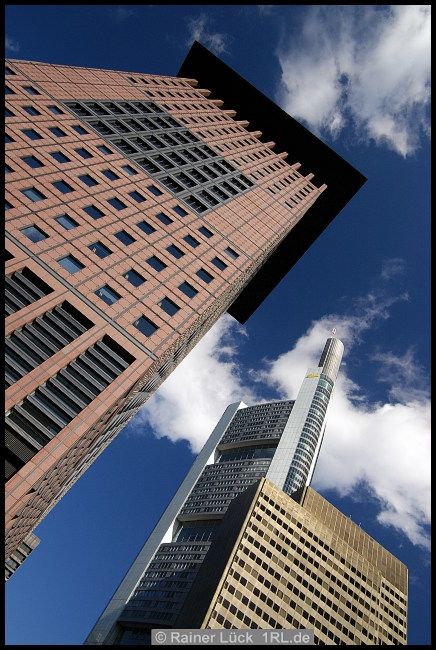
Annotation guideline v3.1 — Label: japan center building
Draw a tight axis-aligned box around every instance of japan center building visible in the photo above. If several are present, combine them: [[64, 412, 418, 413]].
[[5, 43, 365, 565]]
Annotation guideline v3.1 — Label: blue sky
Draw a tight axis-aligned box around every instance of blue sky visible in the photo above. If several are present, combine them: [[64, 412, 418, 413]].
[[5, 5, 430, 645]]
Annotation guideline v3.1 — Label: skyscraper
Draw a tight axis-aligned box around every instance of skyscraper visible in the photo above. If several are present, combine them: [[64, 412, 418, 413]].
[[85, 335, 348, 644], [5, 43, 365, 563]]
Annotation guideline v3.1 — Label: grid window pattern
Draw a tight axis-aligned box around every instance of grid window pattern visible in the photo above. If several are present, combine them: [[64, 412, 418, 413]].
[[160, 297, 180, 317], [5, 301, 94, 389], [123, 269, 146, 287], [22, 156, 44, 169], [89, 241, 112, 258], [133, 315, 158, 337], [5, 336, 135, 481], [20, 225, 47, 243], [56, 214, 78, 230], [5, 267, 54, 317], [95, 285, 121, 305], [64, 99, 255, 215], [57, 255, 84, 274]]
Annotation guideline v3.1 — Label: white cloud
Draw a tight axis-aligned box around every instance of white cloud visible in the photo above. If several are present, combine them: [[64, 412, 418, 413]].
[[186, 14, 232, 55], [5, 35, 20, 53], [130, 314, 255, 454], [128, 267, 430, 549], [276, 5, 431, 156]]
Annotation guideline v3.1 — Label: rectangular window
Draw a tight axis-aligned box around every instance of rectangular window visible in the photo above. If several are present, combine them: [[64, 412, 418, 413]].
[[166, 244, 184, 259], [22, 155, 44, 169], [21, 187, 46, 202], [5, 133, 15, 144], [56, 214, 79, 230], [88, 241, 112, 258], [183, 234, 200, 248], [49, 127, 67, 138], [57, 255, 85, 274], [199, 226, 214, 238], [133, 315, 158, 337], [20, 225, 48, 243], [129, 190, 146, 203], [23, 128, 42, 140], [24, 85, 40, 95], [160, 297, 180, 317], [52, 180, 74, 194], [72, 125, 88, 135], [79, 174, 99, 187], [196, 268, 214, 284], [147, 185, 163, 196], [147, 256, 167, 272], [108, 197, 127, 211], [95, 285, 121, 305], [178, 281, 198, 299], [156, 212, 173, 226], [122, 164, 137, 175], [5, 164, 13, 174], [114, 230, 136, 246], [5, 108, 14, 118], [75, 147, 93, 159], [48, 105, 64, 115], [225, 246, 239, 259], [23, 106, 41, 116], [122, 269, 145, 287], [83, 205, 105, 220], [136, 220, 156, 235], [173, 205, 188, 217], [97, 144, 113, 155], [102, 169, 120, 181], [211, 257, 228, 271], [51, 151, 71, 164]]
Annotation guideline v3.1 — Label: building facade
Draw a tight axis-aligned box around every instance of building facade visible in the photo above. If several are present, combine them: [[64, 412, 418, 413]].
[[5, 43, 365, 562], [85, 336, 347, 644]]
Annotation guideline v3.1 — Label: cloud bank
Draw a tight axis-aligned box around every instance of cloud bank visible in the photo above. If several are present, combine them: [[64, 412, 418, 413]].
[[130, 266, 430, 549], [186, 14, 232, 55], [276, 5, 431, 156]]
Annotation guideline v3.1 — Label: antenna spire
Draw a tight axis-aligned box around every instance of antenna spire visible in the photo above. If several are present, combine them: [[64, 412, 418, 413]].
[[331, 327, 336, 338]]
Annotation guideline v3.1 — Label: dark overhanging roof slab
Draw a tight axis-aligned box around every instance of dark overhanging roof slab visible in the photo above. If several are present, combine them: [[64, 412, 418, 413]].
[[178, 42, 367, 324]]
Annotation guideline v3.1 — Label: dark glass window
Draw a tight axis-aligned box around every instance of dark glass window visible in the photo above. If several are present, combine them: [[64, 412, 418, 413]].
[[52, 180, 74, 194], [22, 155, 44, 169], [129, 190, 146, 203], [114, 230, 136, 246], [20, 225, 48, 243], [83, 205, 105, 220], [75, 147, 93, 159], [183, 234, 200, 248], [166, 244, 184, 259], [49, 127, 67, 137], [173, 205, 188, 217], [136, 220, 156, 235], [122, 269, 145, 287], [5, 107, 14, 118], [5, 133, 15, 143], [24, 85, 40, 95], [72, 124, 88, 135], [48, 105, 64, 115], [56, 214, 78, 230], [156, 212, 173, 226], [23, 106, 41, 116], [133, 315, 158, 337], [5, 164, 13, 174], [5, 67, 15, 75], [102, 169, 120, 181], [21, 187, 46, 202], [196, 268, 214, 284], [97, 144, 113, 155], [58, 255, 84, 273], [5, 85, 15, 95], [211, 257, 228, 271], [88, 241, 112, 258], [108, 197, 127, 211], [225, 246, 239, 259], [95, 285, 121, 305], [23, 128, 42, 140], [160, 297, 180, 317], [79, 174, 98, 187], [51, 151, 70, 164], [199, 226, 214, 238], [146, 256, 167, 272], [122, 164, 137, 175], [147, 185, 163, 196], [178, 281, 198, 299]]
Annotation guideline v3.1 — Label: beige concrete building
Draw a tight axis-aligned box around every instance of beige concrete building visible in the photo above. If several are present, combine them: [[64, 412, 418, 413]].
[[177, 479, 408, 645]]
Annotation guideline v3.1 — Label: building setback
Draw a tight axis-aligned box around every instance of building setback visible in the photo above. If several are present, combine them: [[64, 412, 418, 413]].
[[5, 43, 365, 564]]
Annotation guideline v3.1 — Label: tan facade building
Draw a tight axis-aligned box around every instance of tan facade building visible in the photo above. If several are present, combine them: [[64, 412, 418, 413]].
[[5, 43, 365, 563], [177, 479, 408, 644]]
